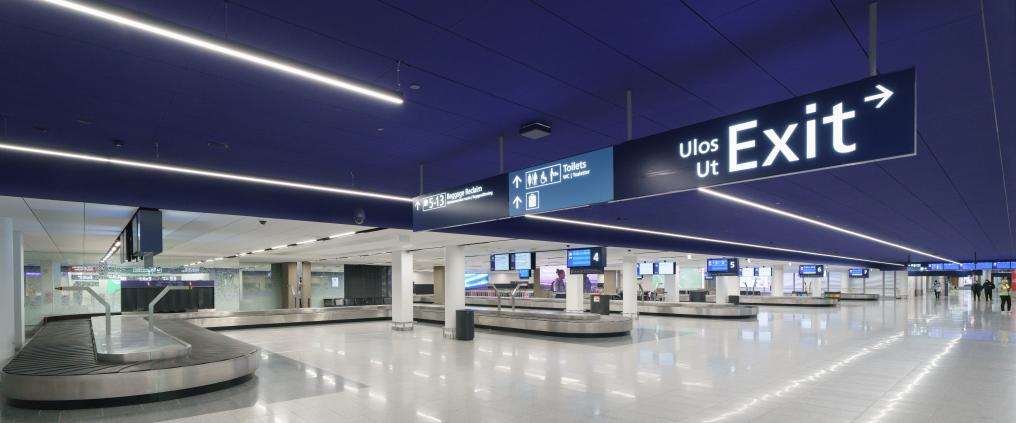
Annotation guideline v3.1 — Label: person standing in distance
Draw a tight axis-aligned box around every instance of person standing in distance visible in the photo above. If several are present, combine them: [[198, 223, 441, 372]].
[[971, 279, 982, 302], [932, 279, 942, 300], [999, 279, 1012, 313], [984, 278, 996, 303]]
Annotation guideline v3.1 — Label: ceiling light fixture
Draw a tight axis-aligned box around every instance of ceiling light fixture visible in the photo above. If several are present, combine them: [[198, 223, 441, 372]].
[[698, 187, 956, 263], [34, 0, 403, 105], [0, 141, 412, 202], [525, 214, 903, 267]]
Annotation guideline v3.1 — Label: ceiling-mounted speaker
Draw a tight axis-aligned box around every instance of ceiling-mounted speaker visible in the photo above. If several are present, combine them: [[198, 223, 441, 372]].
[[520, 122, 551, 140]]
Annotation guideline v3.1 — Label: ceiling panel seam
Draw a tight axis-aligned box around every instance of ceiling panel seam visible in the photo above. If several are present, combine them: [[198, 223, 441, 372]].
[[978, 0, 1014, 255], [22, 197, 66, 262]]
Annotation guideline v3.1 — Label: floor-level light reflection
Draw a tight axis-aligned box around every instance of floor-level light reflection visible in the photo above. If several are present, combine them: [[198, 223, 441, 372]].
[[862, 336, 961, 423], [701, 332, 904, 423]]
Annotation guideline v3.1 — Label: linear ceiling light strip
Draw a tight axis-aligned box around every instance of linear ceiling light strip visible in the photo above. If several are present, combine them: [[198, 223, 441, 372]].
[[0, 141, 412, 202], [187, 230, 357, 266], [35, 0, 403, 105], [698, 187, 956, 263], [525, 214, 903, 267]]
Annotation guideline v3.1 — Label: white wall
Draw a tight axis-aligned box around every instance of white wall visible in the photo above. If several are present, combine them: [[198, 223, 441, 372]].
[[413, 271, 434, 285]]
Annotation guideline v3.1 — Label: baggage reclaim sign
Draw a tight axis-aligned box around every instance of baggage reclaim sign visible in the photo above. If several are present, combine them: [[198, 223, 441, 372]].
[[412, 174, 508, 231], [411, 69, 915, 230], [508, 147, 614, 216], [614, 68, 915, 200]]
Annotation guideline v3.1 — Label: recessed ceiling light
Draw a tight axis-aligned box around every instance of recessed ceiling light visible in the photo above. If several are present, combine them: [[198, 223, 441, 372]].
[[376, 127, 384, 132], [0, 141, 412, 202], [409, 83, 421, 90], [698, 187, 956, 263], [35, 0, 403, 105]]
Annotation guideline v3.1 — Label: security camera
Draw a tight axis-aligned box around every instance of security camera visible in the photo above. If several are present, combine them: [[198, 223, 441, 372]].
[[258, 220, 267, 225], [353, 208, 366, 225]]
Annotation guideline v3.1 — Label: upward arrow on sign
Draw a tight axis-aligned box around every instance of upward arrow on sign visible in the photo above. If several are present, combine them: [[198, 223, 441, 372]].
[[513, 175, 522, 188], [512, 196, 522, 209]]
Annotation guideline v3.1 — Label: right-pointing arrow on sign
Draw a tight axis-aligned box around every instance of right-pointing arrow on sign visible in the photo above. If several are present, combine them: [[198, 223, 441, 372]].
[[512, 196, 522, 209], [863, 84, 893, 109]]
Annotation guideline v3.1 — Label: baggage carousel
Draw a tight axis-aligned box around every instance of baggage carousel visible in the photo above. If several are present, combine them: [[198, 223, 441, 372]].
[[837, 293, 881, 301], [412, 304, 632, 336], [736, 296, 838, 306], [2, 316, 259, 408], [415, 296, 758, 318]]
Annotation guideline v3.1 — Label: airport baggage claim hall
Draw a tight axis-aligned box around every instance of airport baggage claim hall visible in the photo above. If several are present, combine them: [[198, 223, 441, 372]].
[[0, 0, 1013, 422]]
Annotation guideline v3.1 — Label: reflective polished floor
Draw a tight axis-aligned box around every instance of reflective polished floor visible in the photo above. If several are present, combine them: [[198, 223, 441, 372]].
[[4, 292, 1015, 422]]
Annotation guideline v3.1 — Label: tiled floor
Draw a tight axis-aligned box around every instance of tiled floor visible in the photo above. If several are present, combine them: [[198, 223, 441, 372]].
[[4, 292, 1015, 422]]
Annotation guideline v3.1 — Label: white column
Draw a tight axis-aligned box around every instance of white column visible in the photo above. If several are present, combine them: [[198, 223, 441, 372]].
[[391, 250, 414, 331], [715, 275, 738, 304], [841, 271, 851, 293], [0, 218, 14, 362], [810, 276, 825, 297], [565, 273, 584, 312], [12, 231, 24, 349], [771, 266, 785, 297], [622, 255, 637, 316], [443, 245, 465, 337], [663, 273, 678, 302]]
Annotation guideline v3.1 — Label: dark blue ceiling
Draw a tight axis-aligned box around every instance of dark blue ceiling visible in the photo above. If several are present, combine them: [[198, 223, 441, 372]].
[[0, 0, 1012, 265]]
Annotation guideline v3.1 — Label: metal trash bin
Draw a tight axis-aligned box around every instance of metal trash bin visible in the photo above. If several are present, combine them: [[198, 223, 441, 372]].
[[455, 309, 475, 340], [590, 294, 611, 315], [689, 290, 707, 302]]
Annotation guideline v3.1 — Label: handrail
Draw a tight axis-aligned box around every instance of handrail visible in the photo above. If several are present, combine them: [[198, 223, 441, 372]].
[[487, 283, 503, 312], [510, 283, 526, 311], [148, 286, 190, 331]]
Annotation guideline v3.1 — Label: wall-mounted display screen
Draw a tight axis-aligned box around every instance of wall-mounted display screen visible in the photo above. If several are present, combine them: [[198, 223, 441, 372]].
[[567, 247, 606, 274], [637, 262, 654, 276], [512, 252, 533, 270], [756, 267, 773, 277], [740, 267, 754, 277], [490, 254, 510, 271], [518, 269, 531, 279], [464, 273, 489, 289], [848, 268, 869, 278], [706, 258, 739, 275], [656, 262, 676, 275], [703, 273, 715, 280], [798, 265, 825, 277]]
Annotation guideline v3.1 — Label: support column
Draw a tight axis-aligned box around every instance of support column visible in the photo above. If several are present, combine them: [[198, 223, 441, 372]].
[[12, 231, 24, 350], [715, 275, 738, 304], [810, 277, 824, 297], [771, 266, 785, 297], [565, 273, 584, 312], [840, 271, 850, 293], [622, 255, 637, 317], [663, 270, 678, 302], [0, 218, 14, 362], [443, 246, 464, 338], [391, 250, 413, 331]]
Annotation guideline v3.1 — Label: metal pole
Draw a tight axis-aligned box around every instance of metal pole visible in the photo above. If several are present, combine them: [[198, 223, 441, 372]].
[[57, 286, 111, 348], [625, 89, 633, 141], [498, 135, 504, 173], [868, 2, 878, 76], [148, 285, 189, 331]]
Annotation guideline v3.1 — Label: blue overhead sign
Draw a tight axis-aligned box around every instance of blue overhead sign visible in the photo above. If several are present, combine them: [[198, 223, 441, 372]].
[[613, 69, 916, 200], [412, 174, 508, 231], [508, 148, 613, 216]]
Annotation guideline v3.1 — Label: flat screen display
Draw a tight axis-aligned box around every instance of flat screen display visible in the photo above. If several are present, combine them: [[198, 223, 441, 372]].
[[464, 273, 489, 289], [638, 262, 654, 275], [656, 262, 676, 275], [567, 247, 605, 273], [518, 269, 531, 279], [848, 268, 869, 278], [706, 258, 739, 275], [740, 267, 754, 277], [703, 273, 715, 280], [757, 267, 773, 277], [490, 254, 510, 271], [798, 265, 824, 277], [512, 252, 533, 270]]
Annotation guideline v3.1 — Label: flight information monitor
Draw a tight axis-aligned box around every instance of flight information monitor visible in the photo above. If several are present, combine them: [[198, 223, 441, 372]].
[[566, 247, 606, 274], [518, 269, 531, 279], [656, 262, 676, 275], [490, 254, 510, 271], [848, 268, 869, 278], [798, 265, 825, 277], [512, 252, 533, 270], [637, 262, 654, 276], [706, 258, 739, 276]]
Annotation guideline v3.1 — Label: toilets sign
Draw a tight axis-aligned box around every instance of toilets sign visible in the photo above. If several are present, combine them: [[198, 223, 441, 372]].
[[613, 69, 915, 200]]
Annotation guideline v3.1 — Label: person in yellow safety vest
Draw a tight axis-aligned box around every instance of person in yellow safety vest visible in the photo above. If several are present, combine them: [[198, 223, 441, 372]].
[[1000, 280, 1012, 313]]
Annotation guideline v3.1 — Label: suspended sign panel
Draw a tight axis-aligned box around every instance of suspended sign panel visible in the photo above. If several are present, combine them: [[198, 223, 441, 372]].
[[508, 148, 614, 216], [613, 69, 915, 200], [412, 174, 508, 231]]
